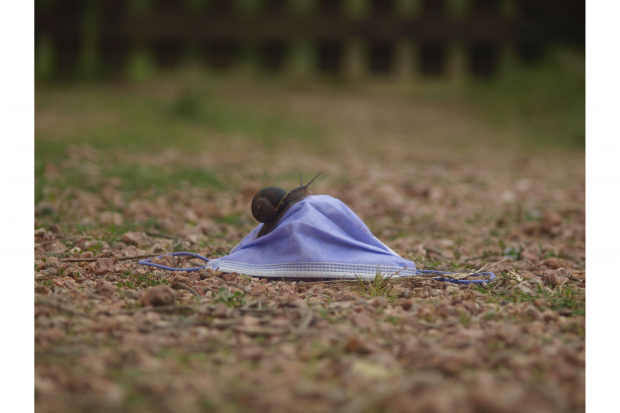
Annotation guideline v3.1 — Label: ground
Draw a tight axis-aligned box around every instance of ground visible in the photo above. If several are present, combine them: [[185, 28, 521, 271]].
[[35, 65, 585, 413]]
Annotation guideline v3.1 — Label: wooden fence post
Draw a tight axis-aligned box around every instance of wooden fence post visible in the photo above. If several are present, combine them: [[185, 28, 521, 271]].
[[514, 0, 548, 63], [99, 0, 129, 79], [259, 0, 289, 71], [201, 0, 238, 70], [367, 0, 396, 74], [467, 0, 501, 77], [418, 0, 447, 76], [316, 0, 344, 74], [150, 0, 185, 69], [50, 0, 86, 79], [34, 0, 583, 81]]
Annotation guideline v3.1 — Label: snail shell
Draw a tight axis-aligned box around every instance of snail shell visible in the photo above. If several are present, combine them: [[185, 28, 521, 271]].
[[251, 173, 321, 238], [251, 186, 288, 223]]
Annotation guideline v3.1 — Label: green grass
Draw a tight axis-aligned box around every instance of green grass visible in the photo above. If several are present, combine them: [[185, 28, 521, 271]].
[[483, 277, 585, 317], [35, 47, 584, 217], [36, 82, 325, 162], [354, 267, 395, 297], [117, 271, 170, 290], [214, 287, 247, 307], [35, 77, 328, 203], [465, 48, 585, 150], [49, 163, 223, 194]]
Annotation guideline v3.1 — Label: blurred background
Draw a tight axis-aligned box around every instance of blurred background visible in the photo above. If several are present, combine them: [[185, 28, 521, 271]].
[[35, 0, 585, 249], [33, 4, 586, 410], [36, 0, 584, 80]]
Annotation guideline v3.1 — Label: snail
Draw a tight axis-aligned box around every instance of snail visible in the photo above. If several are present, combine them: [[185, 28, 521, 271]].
[[251, 172, 321, 238]]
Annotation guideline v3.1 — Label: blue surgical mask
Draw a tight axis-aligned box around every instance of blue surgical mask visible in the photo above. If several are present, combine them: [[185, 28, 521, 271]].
[[141, 195, 494, 284]]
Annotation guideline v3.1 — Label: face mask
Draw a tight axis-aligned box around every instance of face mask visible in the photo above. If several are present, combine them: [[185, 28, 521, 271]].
[[141, 195, 494, 284]]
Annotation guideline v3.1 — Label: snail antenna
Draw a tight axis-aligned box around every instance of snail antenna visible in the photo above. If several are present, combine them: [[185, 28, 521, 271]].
[[304, 172, 321, 188], [300, 172, 303, 186]]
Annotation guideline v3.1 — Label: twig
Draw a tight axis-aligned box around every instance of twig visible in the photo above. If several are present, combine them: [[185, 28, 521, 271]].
[[239, 307, 274, 315], [417, 320, 459, 331], [36, 346, 92, 357], [296, 308, 314, 331], [36, 301, 97, 320], [425, 247, 443, 258], [114, 305, 198, 315], [177, 282, 201, 298], [60, 254, 160, 263], [233, 325, 289, 335], [559, 252, 586, 269], [240, 299, 275, 314], [390, 259, 508, 283], [146, 231, 176, 239], [461, 254, 503, 262], [150, 320, 212, 330], [242, 299, 261, 309], [111, 254, 162, 262], [211, 319, 244, 328], [35, 236, 78, 248]]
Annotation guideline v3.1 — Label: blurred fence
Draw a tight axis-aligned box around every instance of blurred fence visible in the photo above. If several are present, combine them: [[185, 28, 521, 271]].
[[35, 0, 584, 80]]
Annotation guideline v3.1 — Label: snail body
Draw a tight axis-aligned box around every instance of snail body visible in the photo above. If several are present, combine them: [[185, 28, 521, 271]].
[[251, 173, 321, 238]]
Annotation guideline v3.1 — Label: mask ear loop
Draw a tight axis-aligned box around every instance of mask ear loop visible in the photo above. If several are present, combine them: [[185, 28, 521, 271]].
[[415, 270, 496, 284], [139, 252, 210, 272]]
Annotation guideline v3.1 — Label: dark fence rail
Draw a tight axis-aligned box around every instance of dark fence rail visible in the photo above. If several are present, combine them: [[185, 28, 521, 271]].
[[35, 0, 584, 80]]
